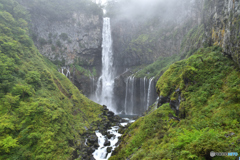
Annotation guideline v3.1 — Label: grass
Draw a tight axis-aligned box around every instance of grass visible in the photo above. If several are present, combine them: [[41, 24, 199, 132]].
[[110, 46, 240, 160]]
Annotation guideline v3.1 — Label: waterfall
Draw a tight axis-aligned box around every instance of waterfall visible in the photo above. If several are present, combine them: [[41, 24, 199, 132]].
[[89, 72, 95, 93], [146, 77, 154, 110], [228, 0, 233, 12], [123, 75, 136, 115], [123, 76, 158, 115], [94, 18, 116, 112], [124, 77, 130, 114], [143, 77, 147, 107], [60, 66, 70, 78], [130, 76, 135, 115]]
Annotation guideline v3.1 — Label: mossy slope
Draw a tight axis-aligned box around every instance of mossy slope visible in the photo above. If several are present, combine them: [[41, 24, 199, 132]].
[[0, 1, 102, 159], [110, 47, 240, 160]]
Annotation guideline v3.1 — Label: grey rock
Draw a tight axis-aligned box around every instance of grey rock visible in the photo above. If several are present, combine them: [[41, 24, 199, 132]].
[[104, 140, 110, 146], [107, 147, 112, 153]]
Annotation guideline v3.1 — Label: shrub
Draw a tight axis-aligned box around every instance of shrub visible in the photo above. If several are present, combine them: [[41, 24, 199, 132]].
[[59, 33, 68, 41], [56, 40, 62, 47], [39, 37, 47, 46], [51, 45, 56, 51]]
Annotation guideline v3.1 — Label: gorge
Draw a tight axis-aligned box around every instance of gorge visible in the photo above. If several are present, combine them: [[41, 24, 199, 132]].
[[1, 0, 240, 160]]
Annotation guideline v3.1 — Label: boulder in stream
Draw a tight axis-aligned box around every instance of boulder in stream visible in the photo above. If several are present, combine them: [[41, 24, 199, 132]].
[[104, 139, 111, 146], [107, 147, 112, 153]]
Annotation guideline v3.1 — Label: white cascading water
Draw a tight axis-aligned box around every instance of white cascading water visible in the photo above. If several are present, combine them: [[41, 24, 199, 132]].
[[129, 76, 135, 115], [93, 119, 135, 160], [61, 67, 70, 78], [124, 77, 129, 114], [143, 77, 147, 107], [146, 77, 154, 110], [94, 18, 116, 112], [228, 0, 233, 12], [124, 75, 135, 115]]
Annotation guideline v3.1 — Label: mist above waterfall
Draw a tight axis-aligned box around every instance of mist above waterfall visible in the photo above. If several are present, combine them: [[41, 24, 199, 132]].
[[106, 0, 202, 24]]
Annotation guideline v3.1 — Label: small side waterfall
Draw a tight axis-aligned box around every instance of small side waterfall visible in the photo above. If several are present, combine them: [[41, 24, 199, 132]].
[[129, 76, 135, 115], [60, 66, 70, 78], [143, 77, 147, 108], [146, 77, 154, 110], [93, 17, 116, 112], [124, 77, 129, 114], [123, 76, 157, 115], [124, 75, 135, 115], [89, 72, 95, 94], [228, 0, 233, 12]]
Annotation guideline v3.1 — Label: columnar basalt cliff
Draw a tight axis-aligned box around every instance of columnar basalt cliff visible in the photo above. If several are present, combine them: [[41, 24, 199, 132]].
[[18, 0, 103, 96], [204, 0, 240, 66], [31, 12, 103, 67]]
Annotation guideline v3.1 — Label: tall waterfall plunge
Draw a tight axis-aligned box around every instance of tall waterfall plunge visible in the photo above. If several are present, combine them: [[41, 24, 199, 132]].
[[94, 18, 116, 112]]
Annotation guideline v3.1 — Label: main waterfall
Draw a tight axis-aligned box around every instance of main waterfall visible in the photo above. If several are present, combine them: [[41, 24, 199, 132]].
[[94, 18, 116, 112]]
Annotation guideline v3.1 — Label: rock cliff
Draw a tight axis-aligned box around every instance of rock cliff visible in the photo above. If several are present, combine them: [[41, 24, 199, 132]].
[[18, 0, 103, 96]]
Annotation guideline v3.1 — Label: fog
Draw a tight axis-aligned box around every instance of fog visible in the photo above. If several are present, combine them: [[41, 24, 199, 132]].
[[105, 0, 202, 24]]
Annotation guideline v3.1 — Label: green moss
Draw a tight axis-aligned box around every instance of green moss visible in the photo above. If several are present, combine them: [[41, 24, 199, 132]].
[[135, 54, 182, 79], [111, 46, 240, 160]]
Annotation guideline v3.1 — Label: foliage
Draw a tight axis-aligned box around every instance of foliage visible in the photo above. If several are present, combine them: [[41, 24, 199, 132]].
[[56, 40, 62, 48], [135, 54, 181, 79], [111, 46, 240, 160], [39, 37, 47, 46], [73, 65, 97, 78], [59, 33, 68, 41], [0, 1, 102, 159]]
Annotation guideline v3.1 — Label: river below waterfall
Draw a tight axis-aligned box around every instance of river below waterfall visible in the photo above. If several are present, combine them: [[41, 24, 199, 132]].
[[92, 117, 135, 160]]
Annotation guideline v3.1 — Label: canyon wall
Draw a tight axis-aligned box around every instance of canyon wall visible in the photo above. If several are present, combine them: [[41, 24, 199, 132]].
[[18, 0, 103, 96]]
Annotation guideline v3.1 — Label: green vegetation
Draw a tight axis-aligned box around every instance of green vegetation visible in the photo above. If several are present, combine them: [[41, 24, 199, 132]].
[[135, 54, 182, 79], [0, 1, 102, 159], [56, 40, 62, 48], [59, 33, 68, 41], [110, 46, 240, 160], [74, 65, 97, 78], [39, 37, 47, 46], [180, 24, 204, 57]]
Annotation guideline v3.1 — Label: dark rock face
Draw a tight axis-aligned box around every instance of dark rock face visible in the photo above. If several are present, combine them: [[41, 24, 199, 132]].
[[107, 133, 115, 139], [19, 1, 103, 97], [87, 135, 98, 144], [107, 147, 113, 153], [158, 96, 170, 108], [203, 0, 240, 66], [29, 11, 103, 67], [104, 140, 111, 146]]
